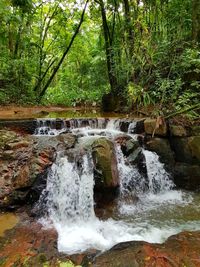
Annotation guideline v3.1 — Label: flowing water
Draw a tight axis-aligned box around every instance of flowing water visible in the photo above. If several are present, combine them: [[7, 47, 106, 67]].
[[35, 118, 200, 254]]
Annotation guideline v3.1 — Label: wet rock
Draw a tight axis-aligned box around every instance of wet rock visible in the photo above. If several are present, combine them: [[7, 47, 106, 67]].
[[0, 213, 96, 266], [92, 137, 119, 189], [119, 119, 145, 134], [119, 138, 147, 177], [174, 163, 200, 190], [121, 139, 140, 157], [57, 133, 77, 149], [118, 120, 130, 132], [145, 137, 175, 173], [0, 120, 37, 134], [114, 134, 131, 147], [33, 133, 76, 152], [144, 118, 167, 136], [92, 231, 200, 267]]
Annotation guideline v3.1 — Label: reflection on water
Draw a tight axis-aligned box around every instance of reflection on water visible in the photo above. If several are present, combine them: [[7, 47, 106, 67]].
[[0, 213, 19, 236]]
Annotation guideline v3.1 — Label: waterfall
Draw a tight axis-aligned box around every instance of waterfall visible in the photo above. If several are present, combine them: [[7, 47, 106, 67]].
[[116, 145, 146, 196], [143, 150, 174, 193], [46, 154, 95, 224], [37, 118, 196, 254]]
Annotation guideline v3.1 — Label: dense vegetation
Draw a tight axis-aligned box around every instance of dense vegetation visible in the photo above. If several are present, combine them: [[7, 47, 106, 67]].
[[0, 0, 199, 117]]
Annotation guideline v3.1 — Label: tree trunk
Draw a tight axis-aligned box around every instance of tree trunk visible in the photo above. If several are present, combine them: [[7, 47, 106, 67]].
[[98, 0, 118, 94], [123, 0, 134, 58], [192, 0, 200, 42]]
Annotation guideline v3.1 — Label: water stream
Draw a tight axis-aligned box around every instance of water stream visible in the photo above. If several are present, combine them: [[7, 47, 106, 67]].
[[35, 118, 200, 254]]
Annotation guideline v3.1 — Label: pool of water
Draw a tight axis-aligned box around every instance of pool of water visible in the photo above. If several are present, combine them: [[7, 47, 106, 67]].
[[0, 213, 19, 237]]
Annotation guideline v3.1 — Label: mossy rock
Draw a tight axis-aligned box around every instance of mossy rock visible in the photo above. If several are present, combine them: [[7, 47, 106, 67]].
[[92, 137, 119, 188]]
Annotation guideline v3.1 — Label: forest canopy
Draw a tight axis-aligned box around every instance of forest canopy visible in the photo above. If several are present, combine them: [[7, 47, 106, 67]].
[[0, 0, 199, 118]]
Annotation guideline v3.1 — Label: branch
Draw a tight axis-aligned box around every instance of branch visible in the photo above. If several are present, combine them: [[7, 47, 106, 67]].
[[165, 104, 200, 119]]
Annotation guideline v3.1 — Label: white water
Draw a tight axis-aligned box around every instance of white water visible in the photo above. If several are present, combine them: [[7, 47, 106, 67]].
[[37, 119, 200, 254]]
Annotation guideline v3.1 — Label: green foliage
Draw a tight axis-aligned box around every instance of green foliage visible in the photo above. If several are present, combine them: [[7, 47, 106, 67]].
[[128, 82, 154, 108], [0, 0, 199, 119]]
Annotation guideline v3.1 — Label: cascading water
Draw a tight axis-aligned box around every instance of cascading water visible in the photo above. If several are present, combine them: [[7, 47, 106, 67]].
[[46, 154, 95, 223], [36, 118, 200, 254]]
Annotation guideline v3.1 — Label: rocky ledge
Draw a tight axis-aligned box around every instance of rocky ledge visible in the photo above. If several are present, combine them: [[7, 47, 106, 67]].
[[0, 130, 76, 208]]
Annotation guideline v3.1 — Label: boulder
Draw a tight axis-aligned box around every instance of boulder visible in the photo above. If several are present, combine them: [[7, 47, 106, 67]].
[[0, 130, 55, 208], [118, 119, 145, 134], [170, 137, 200, 164], [169, 125, 188, 137], [92, 137, 119, 189], [92, 231, 200, 267], [121, 138, 140, 156], [145, 137, 175, 173], [174, 163, 200, 190], [169, 124, 200, 137], [188, 136, 200, 162], [119, 138, 147, 177], [144, 118, 167, 136]]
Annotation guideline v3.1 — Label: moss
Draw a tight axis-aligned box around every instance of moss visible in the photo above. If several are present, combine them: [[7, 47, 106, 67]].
[[58, 260, 82, 267]]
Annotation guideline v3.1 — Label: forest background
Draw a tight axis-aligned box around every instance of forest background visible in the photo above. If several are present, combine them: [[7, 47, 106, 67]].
[[0, 0, 199, 118]]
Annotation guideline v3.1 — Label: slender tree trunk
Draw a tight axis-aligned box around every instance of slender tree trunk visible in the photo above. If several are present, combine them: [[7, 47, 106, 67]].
[[38, 0, 89, 99], [98, 0, 118, 94], [192, 0, 200, 42], [123, 0, 134, 58], [33, 58, 56, 92]]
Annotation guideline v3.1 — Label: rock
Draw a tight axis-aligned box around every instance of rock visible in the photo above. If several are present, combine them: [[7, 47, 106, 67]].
[[0, 130, 18, 150], [145, 137, 175, 173], [5, 140, 30, 150], [190, 126, 200, 136], [127, 147, 142, 163], [0, 130, 55, 208], [134, 119, 145, 134], [144, 118, 167, 136], [119, 138, 146, 177], [33, 133, 76, 151], [170, 137, 200, 164], [118, 119, 144, 134], [0, 213, 89, 266], [114, 134, 131, 147], [188, 136, 200, 162], [57, 133, 77, 149], [169, 125, 188, 137], [92, 231, 200, 267], [92, 137, 119, 189], [121, 139, 140, 157], [174, 163, 200, 190], [118, 120, 130, 132], [169, 124, 200, 137], [0, 120, 37, 134]]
